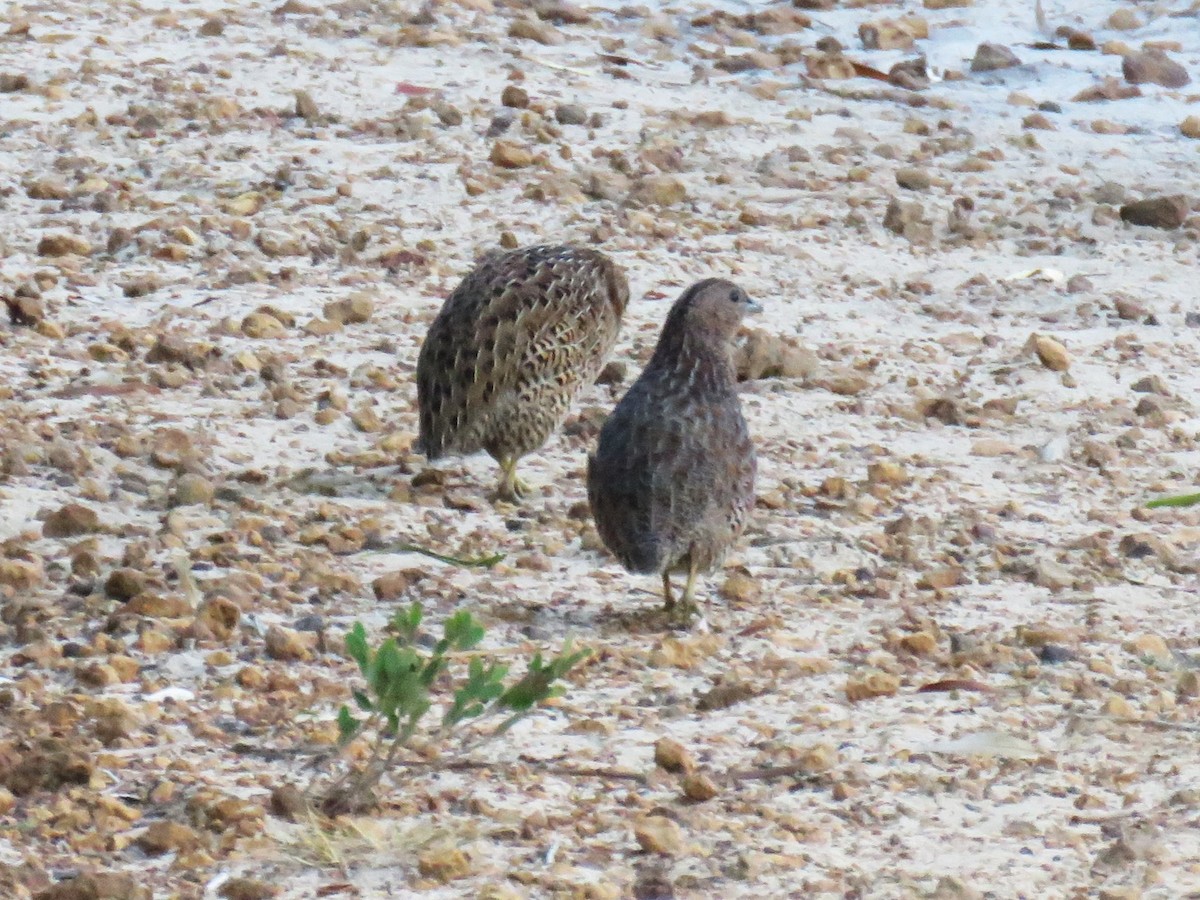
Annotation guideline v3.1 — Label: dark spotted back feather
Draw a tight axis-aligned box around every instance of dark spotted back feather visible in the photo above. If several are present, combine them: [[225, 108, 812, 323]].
[[417, 245, 629, 463], [588, 278, 757, 576]]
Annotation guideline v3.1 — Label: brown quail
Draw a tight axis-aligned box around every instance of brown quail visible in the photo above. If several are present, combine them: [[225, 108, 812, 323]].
[[587, 278, 759, 616], [417, 245, 629, 500]]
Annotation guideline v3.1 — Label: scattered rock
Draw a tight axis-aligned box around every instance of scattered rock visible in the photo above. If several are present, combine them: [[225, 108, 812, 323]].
[[695, 679, 759, 711], [5, 294, 46, 326], [1029, 334, 1070, 372], [324, 293, 375, 325], [1131, 375, 1168, 395], [219, 878, 281, 900], [371, 569, 425, 601], [845, 671, 900, 701], [859, 18, 925, 51], [241, 311, 288, 339], [806, 52, 856, 80], [867, 461, 908, 486], [38, 233, 92, 257], [931, 876, 984, 900], [137, 821, 201, 855], [1106, 8, 1141, 30], [971, 43, 1020, 72], [43, 503, 101, 538], [596, 360, 627, 385], [1123, 633, 1171, 665], [629, 174, 688, 207], [4, 739, 94, 795], [681, 772, 720, 802], [815, 369, 871, 396], [733, 329, 818, 381], [264, 624, 313, 661], [35, 873, 151, 900], [1122, 49, 1190, 88], [1073, 78, 1141, 102], [194, 597, 240, 642], [490, 140, 534, 169], [1120, 196, 1189, 229], [654, 738, 695, 773], [883, 197, 930, 242], [634, 816, 686, 856], [895, 166, 933, 191], [508, 18, 562, 45], [151, 428, 199, 470], [0, 557, 44, 589], [417, 847, 471, 882], [1058, 28, 1096, 51], [294, 89, 321, 121], [105, 568, 146, 601], [1113, 294, 1148, 320], [719, 569, 760, 604], [170, 473, 215, 507], [267, 785, 311, 823], [889, 57, 931, 90], [500, 85, 528, 109], [1033, 558, 1074, 591], [555, 102, 588, 125]]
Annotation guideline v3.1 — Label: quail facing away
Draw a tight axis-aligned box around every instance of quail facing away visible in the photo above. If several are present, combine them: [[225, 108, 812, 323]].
[[417, 245, 629, 500], [587, 278, 759, 617]]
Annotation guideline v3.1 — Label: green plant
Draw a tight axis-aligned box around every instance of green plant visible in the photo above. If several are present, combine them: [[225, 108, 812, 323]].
[[319, 602, 590, 814], [1146, 492, 1200, 509]]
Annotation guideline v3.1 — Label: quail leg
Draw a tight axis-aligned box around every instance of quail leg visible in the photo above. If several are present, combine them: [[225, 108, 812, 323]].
[[495, 457, 532, 501], [661, 572, 675, 612], [678, 557, 701, 619], [662, 558, 701, 625]]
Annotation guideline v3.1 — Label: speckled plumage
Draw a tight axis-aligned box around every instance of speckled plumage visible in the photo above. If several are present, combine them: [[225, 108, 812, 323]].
[[587, 278, 759, 613], [417, 244, 629, 499]]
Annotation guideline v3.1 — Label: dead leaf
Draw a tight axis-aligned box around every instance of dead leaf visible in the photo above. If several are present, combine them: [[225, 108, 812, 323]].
[[917, 679, 994, 694]]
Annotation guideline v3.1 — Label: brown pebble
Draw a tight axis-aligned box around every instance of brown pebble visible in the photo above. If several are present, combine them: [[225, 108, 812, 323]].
[[971, 43, 1020, 72], [137, 821, 202, 855], [633, 815, 686, 855], [1122, 49, 1190, 88], [38, 233, 92, 257], [219, 878, 281, 900], [653, 737, 695, 773], [43, 503, 101, 538], [681, 772, 720, 802], [1120, 196, 1189, 229], [500, 85, 528, 108]]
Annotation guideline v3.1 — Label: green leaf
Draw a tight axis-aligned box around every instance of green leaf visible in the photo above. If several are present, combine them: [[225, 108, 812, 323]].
[[392, 602, 423, 644], [443, 610, 485, 651], [1147, 492, 1200, 509], [352, 690, 373, 712], [406, 697, 431, 727], [345, 622, 369, 673], [419, 656, 447, 688], [500, 643, 591, 711], [336, 706, 360, 743], [390, 544, 506, 568]]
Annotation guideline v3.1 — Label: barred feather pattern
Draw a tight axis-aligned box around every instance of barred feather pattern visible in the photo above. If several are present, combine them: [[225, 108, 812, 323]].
[[587, 278, 757, 578], [417, 245, 629, 465]]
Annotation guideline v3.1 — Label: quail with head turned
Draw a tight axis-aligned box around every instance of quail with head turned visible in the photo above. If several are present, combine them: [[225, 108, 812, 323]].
[[417, 245, 629, 500], [587, 278, 759, 617]]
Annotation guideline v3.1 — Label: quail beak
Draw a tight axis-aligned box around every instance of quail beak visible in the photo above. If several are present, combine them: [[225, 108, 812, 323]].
[[746, 299, 764, 314]]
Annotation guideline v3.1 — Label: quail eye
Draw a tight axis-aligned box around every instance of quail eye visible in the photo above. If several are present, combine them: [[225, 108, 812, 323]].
[[728, 289, 742, 304]]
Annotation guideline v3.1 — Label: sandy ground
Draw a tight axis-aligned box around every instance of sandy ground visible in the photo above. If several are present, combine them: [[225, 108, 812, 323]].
[[2, 0, 1200, 897]]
